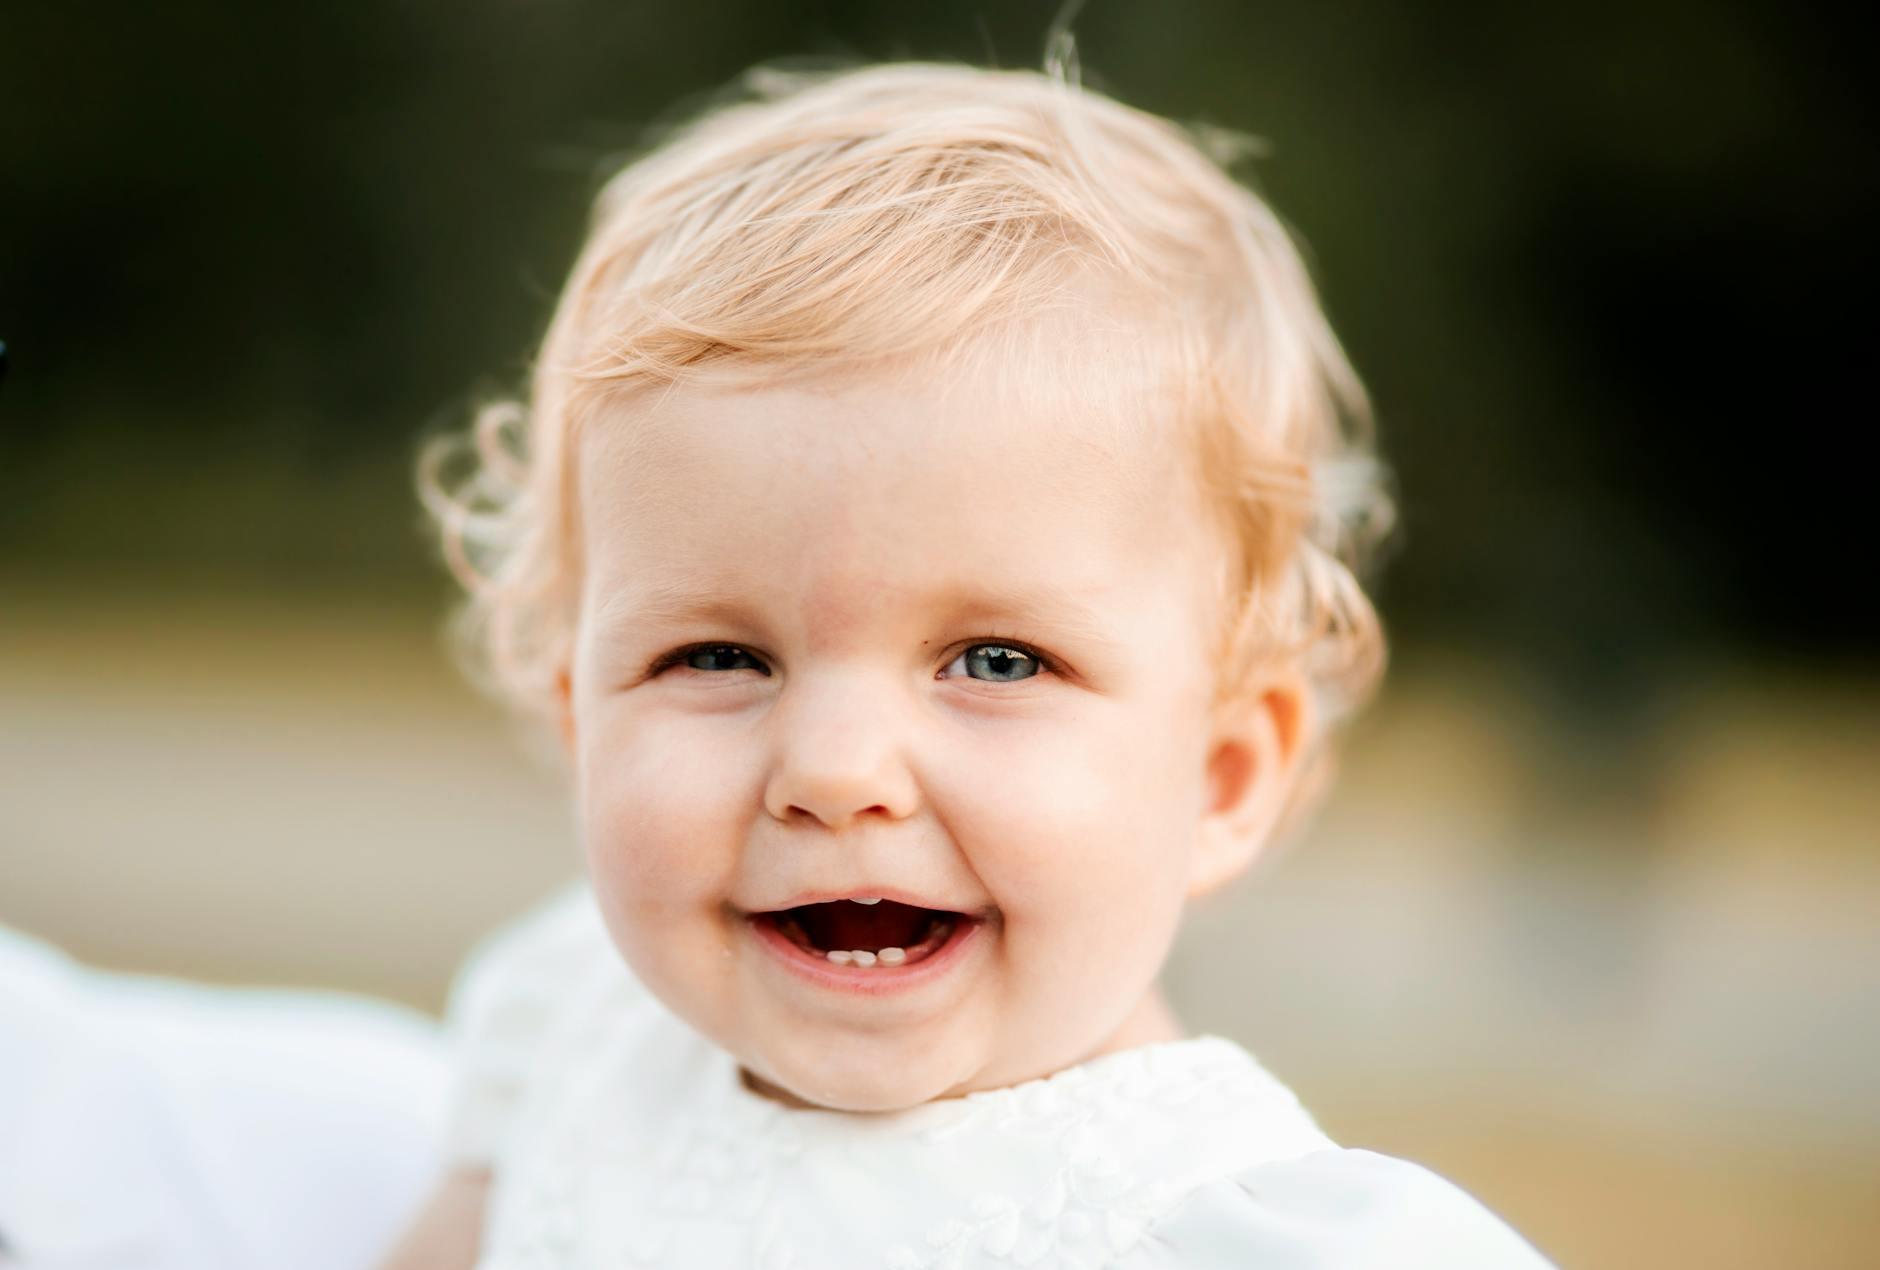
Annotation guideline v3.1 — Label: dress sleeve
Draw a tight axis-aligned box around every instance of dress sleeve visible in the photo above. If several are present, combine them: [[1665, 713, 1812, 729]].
[[1113, 1148, 1555, 1269], [438, 882, 611, 1170]]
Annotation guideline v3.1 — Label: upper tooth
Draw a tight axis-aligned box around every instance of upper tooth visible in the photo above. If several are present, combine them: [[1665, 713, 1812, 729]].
[[849, 896, 882, 905]]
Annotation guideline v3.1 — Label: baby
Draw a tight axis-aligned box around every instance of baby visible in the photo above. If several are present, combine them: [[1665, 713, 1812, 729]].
[[389, 58, 1553, 1268]]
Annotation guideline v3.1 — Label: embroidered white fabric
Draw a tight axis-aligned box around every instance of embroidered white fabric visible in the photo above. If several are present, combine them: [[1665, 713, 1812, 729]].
[[447, 887, 1554, 1269]]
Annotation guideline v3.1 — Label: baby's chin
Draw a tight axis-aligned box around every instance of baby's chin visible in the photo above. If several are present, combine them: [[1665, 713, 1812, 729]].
[[739, 1065, 931, 1113], [737, 1037, 986, 1113]]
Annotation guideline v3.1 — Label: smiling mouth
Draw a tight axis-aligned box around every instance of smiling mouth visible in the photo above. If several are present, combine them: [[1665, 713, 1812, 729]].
[[758, 899, 963, 968]]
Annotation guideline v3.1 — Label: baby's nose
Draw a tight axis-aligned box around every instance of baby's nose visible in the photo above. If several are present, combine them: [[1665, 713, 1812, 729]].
[[761, 673, 919, 830]]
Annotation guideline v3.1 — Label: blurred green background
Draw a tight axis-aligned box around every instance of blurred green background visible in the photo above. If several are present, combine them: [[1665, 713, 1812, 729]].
[[2, 3, 1874, 1266]]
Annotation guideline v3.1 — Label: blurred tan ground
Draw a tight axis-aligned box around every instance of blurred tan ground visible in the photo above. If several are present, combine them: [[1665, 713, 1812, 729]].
[[3, 580, 1876, 1268]]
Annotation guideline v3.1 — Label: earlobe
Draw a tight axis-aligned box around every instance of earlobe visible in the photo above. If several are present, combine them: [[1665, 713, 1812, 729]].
[[555, 667, 577, 758], [1188, 674, 1313, 899]]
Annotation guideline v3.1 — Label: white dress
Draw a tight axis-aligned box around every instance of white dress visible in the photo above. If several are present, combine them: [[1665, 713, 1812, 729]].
[[445, 887, 1555, 1270]]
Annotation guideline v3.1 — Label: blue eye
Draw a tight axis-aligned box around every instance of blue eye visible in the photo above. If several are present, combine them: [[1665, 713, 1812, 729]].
[[946, 643, 1042, 683], [660, 645, 767, 675]]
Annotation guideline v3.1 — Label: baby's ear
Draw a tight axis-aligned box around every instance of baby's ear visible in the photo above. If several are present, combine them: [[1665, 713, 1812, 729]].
[[1189, 670, 1313, 899], [554, 666, 577, 757]]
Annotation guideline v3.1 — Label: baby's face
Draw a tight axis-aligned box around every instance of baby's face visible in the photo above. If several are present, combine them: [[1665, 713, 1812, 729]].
[[566, 360, 1260, 1110]]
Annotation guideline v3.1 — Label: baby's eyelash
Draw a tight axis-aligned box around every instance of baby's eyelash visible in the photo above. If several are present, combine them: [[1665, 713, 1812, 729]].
[[644, 643, 768, 677], [957, 638, 1058, 676], [643, 639, 1060, 677]]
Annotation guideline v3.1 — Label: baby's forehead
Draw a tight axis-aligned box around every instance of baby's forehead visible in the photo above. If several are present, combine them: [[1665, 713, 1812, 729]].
[[571, 359, 1233, 640], [578, 350, 1198, 533], [588, 299, 1195, 472]]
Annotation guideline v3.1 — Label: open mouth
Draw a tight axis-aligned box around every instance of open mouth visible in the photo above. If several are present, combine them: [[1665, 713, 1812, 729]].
[[757, 898, 965, 968]]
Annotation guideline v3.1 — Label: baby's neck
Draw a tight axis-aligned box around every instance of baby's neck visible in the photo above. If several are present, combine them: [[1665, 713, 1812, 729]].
[[1095, 984, 1188, 1055]]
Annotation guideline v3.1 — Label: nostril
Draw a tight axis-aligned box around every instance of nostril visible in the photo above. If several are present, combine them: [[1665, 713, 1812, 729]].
[[781, 801, 895, 828]]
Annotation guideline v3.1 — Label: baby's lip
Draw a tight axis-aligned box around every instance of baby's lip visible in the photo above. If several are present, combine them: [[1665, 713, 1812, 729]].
[[746, 887, 987, 917]]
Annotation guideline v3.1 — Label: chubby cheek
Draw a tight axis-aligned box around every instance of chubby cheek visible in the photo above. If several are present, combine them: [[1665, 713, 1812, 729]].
[[940, 702, 1201, 983], [577, 709, 757, 957]]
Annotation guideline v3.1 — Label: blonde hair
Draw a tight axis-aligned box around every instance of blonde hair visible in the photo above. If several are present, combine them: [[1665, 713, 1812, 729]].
[[420, 57, 1393, 754]]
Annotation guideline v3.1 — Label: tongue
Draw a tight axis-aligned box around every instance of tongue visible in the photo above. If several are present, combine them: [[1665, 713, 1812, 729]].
[[795, 899, 936, 951]]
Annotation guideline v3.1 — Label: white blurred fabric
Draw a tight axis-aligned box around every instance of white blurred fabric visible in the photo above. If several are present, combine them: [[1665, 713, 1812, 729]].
[[0, 924, 448, 1270]]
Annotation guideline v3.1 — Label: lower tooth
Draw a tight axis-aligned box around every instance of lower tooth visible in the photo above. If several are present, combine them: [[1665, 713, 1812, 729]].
[[849, 949, 877, 967], [877, 947, 906, 965], [826, 950, 854, 966]]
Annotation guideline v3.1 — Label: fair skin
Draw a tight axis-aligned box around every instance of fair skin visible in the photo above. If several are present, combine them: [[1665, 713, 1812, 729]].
[[382, 354, 1309, 1266]]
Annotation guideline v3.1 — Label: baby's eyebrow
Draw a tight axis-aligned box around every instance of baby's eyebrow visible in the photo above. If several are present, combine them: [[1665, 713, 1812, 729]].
[[592, 578, 1129, 652], [928, 582, 1130, 654], [595, 583, 747, 632]]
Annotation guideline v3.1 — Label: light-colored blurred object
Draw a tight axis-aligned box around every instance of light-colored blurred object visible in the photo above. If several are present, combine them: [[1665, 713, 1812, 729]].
[[0, 921, 446, 1269], [0, 580, 576, 1007], [2, 582, 1876, 1267]]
